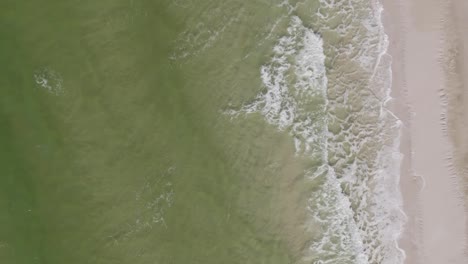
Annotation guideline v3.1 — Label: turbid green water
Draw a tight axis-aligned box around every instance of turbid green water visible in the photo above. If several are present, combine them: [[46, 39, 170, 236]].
[[0, 1, 313, 263], [1, 0, 408, 263]]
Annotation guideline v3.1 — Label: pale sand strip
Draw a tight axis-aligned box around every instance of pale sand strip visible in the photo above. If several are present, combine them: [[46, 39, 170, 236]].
[[440, 0, 468, 257], [381, 1, 422, 263], [382, 0, 468, 263]]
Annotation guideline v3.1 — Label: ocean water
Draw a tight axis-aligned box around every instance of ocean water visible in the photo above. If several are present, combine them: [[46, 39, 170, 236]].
[[1, 0, 404, 263]]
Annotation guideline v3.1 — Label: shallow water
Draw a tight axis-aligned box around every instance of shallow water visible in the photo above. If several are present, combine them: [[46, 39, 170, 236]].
[[1, 0, 404, 263]]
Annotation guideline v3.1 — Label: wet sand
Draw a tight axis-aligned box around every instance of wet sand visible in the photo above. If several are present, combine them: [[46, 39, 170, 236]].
[[382, 0, 468, 263]]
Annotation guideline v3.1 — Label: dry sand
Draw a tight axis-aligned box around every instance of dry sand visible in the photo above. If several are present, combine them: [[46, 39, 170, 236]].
[[441, 0, 468, 258], [382, 0, 468, 263]]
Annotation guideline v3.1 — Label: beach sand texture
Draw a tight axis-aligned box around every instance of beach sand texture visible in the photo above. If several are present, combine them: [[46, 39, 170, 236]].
[[383, 0, 468, 263], [442, 0, 468, 258]]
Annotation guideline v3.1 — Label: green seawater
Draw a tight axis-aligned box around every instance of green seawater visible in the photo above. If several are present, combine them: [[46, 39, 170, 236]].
[[0, 1, 315, 263]]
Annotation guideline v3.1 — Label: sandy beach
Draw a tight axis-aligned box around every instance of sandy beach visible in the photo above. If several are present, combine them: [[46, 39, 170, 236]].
[[382, 0, 468, 263], [442, 0, 468, 258]]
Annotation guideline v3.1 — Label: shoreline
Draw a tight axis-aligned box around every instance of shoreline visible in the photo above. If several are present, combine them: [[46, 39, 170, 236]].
[[382, 0, 468, 263], [381, 1, 422, 263]]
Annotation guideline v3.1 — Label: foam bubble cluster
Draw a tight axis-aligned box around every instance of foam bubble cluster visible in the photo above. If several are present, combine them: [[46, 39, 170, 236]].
[[227, 16, 328, 160], [34, 68, 64, 95]]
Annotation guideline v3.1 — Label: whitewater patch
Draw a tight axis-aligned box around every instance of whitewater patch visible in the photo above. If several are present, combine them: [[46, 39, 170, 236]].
[[226, 0, 406, 262], [226, 15, 369, 262], [34, 68, 64, 95], [225, 16, 328, 158]]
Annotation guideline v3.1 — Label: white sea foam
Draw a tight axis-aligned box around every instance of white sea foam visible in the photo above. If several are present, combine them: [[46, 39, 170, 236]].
[[308, 0, 406, 263], [229, 16, 328, 159], [227, 0, 406, 263], [34, 68, 64, 95], [227, 14, 368, 262]]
